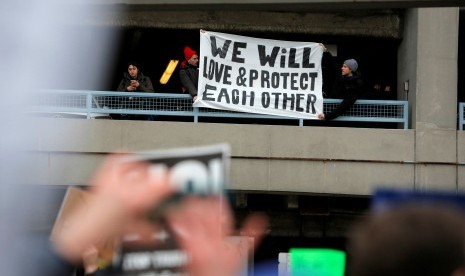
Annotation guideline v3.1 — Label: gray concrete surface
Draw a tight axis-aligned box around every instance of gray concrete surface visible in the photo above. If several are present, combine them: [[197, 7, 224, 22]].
[[29, 118, 463, 196]]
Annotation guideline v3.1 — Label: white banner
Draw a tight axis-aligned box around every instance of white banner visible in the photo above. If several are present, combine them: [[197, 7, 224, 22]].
[[194, 30, 324, 119]]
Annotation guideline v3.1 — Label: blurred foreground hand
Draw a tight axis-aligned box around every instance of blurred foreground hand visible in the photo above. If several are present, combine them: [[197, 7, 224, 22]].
[[53, 154, 268, 276], [166, 196, 268, 276]]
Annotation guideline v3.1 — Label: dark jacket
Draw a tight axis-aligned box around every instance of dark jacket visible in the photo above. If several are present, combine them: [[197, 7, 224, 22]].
[[324, 73, 364, 121], [116, 72, 154, 92], [322, 51, 338, 98], [179, 64, 199, 97]]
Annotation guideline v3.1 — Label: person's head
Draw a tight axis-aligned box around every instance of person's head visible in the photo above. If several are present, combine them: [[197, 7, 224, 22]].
[[342, 59, 358, 76], [127, 61, 140, 79], [183, 46, 198, 67], [347, 204, 465, 276]]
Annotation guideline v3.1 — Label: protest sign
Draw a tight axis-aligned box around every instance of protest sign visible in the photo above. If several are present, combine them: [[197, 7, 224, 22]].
[[194, 30, 324, 119], [117, 143, 231, 276], [52, 144, 232, 275]]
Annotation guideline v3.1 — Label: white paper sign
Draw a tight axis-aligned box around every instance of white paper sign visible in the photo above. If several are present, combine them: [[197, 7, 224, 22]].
[[194, 30, 324, 119]]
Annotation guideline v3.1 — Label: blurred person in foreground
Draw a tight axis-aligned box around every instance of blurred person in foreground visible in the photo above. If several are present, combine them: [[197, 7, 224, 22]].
[[0, 1, 164, 275], [347, 204, 465, 276], [28, 154, 268, 275]]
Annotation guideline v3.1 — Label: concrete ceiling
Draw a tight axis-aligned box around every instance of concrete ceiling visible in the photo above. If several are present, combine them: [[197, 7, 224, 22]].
[[80, 9, 402, 38], [73, 0, 463, 39], [80, 0, 464, 11]]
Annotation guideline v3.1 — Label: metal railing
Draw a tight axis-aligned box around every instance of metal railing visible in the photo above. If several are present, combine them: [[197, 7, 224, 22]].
[[460, 102, 465, 131], [28, 90, 409, 129]]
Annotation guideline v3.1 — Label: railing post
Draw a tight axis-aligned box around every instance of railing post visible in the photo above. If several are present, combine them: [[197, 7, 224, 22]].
[[193, 107, 199, 123], [403, 101, 409, 129], [86, 92, 92, 119]]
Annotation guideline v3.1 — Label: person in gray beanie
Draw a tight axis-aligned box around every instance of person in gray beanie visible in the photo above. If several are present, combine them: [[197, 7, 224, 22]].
[[344, 59, 358, 72], [318, 49, 365, 121]]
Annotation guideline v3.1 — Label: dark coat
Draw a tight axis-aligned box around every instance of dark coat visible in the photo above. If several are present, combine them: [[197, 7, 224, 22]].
[[324, 73, 365, 121], [116, 72, 154, 92], [179, 64, 199, 97]]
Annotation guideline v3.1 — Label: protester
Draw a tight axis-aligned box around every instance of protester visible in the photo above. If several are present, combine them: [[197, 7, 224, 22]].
[[117, 61, 154, 93], [25, 154, 267, 276], [318, 45, 365, 120], [179, 46, 199, 102], [116, 61, 156, 120], [347, 204, 465, 276]]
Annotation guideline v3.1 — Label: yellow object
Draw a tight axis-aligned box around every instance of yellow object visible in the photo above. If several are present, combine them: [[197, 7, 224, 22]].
[[160, 59, 179, 84]]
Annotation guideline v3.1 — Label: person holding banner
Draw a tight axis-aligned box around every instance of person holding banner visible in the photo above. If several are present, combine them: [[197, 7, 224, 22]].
[[179, 46, 199, 102], [318, 55, 365, 121]]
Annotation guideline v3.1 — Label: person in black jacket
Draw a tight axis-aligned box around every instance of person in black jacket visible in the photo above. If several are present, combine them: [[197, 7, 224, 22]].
[[318, 54, 364, 121], [179, 46, 199, 102], [116, 61, 155, 120], [116, 61, 154, 93]]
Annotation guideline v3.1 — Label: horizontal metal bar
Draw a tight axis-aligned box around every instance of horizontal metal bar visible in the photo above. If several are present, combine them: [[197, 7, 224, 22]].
[[29, 89, 411, 128]]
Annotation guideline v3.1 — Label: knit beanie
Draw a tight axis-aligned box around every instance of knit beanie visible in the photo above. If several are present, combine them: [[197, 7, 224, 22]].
[[184, 46, 197, 61], [344, 59, 358, 72]]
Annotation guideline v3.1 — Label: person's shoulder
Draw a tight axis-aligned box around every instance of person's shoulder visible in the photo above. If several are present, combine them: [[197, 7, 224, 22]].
[[355, 76, 364, 86], [137, 72, 150, 80]]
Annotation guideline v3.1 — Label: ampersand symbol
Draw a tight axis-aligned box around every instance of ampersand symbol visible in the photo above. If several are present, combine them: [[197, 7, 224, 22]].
[[236, 67, 247, 87]]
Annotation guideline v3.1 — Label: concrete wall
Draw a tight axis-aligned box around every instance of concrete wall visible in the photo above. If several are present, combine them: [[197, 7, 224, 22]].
[[28, 118, 463, 196], [397, 8, 418, 126], [398, 8, 459, 129], [416, 8, 459, 130], [397, 7, 461, 191]]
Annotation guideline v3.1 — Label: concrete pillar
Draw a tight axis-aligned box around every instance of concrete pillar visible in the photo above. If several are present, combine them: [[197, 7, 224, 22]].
[[399, 7, 459, 130], [398, 7, 459, 190]]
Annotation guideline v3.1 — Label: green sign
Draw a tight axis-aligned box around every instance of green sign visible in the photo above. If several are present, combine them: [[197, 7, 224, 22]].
[[290, 248, 345, 276]]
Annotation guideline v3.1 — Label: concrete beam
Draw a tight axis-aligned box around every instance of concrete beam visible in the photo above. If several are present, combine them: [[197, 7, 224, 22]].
[[88, 1, 465, 11], [83, 9, 401, 38]]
